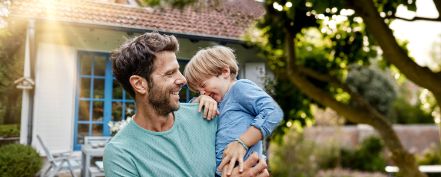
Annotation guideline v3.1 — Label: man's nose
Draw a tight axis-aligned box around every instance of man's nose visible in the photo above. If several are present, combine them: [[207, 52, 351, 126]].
[[176, 71, 187, 86]]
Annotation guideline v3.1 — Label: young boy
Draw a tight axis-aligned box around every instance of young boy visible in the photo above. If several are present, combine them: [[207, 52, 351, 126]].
[[184, 46, 283, 176]]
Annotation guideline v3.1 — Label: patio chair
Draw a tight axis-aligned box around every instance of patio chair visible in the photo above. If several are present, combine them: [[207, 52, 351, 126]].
[[36, 135, 81, 177]]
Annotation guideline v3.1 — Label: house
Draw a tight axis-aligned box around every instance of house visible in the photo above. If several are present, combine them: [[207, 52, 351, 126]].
[[9, 0, 267, 152]]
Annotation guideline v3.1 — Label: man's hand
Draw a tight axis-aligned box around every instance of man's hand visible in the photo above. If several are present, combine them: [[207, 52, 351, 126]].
[[218, 141, 247, 175], [197, 95, 219, 120], [222, 152, 269, 177]]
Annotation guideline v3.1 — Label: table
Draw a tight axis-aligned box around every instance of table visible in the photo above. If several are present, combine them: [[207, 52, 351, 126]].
[[81, 144, 105, 177]]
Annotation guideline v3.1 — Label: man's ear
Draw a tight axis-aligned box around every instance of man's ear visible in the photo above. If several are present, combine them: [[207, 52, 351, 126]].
[[221, 67, 231, 79], [129, 75, 148, 95]]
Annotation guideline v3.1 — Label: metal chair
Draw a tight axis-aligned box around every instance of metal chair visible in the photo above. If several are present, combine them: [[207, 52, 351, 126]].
[[36, 135, 81, 177]]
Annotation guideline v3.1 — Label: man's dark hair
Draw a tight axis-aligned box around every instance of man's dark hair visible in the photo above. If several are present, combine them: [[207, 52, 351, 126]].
[[111, 32, 179, 98]]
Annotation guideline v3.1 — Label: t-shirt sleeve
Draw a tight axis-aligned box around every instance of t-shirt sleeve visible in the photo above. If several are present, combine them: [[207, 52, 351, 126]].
[[234, 80, 284, 138], [103, 143, 139, 177]]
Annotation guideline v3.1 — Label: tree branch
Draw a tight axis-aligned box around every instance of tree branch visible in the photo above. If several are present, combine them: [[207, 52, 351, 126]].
[[349, 0, 441, 96], [297, 67, 349, 91], [296, 66, 385, 117], [285, 32, 296, 71], [391, 15, 441, 22], [284, 30, 378, 124], [433, 0, 441, 17], [386, 0, 441, 22]]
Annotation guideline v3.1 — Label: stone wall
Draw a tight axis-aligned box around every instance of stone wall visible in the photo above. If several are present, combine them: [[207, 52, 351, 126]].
[[304, 125, 440, 154]]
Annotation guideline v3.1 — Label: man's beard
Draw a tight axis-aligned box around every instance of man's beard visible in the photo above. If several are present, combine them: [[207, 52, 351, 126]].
[[148, 84, 180, 116]]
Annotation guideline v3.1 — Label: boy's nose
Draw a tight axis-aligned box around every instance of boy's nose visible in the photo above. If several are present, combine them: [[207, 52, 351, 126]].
[[199, 90, 206, 95]]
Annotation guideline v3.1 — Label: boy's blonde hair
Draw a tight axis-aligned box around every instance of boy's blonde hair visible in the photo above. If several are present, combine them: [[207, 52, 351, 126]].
[[184, 46, 239, 92]]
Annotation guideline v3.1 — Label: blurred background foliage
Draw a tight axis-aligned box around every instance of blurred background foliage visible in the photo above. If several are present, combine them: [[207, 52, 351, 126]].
[[0, 1, 25, 126]]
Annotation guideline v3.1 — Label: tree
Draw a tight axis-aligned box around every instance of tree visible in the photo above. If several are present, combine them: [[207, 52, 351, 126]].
[[252, 0, 441, 176], [0, 0, 25, 124]]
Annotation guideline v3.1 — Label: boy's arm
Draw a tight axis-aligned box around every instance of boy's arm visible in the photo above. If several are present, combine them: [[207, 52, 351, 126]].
[[238, 126, 262, 147], [219, 80, 283, 175], [190, 95, 201, 103], [239, 81, 284, 139], [191, 95, 219, 120]]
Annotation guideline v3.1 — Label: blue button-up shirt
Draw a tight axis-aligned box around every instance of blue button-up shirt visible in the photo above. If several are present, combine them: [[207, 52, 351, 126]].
[[215, 79, 283, 168]]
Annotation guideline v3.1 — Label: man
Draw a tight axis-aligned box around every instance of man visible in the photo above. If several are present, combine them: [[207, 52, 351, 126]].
[[103, 32, 269, 177]]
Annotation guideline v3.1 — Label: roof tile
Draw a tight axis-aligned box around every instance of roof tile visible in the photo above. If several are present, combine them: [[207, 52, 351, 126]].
[[9, 0, 264, 40]]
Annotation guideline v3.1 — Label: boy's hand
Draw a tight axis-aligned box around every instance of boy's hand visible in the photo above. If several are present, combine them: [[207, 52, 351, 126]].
[[218, 141, 247, 176], [198, 95, 219, 120]]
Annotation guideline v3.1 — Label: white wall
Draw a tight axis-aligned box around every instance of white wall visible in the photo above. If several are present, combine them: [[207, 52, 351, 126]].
[[30, 24, 130, 153], [245, 62, 266, 88], [32, 43, 77, 154]]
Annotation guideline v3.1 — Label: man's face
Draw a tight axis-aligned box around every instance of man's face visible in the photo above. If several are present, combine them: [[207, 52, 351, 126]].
[[148, 51, 186, 115]]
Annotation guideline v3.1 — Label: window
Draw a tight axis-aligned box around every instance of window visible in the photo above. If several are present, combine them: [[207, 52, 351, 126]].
[[73, 51, 134, 150]]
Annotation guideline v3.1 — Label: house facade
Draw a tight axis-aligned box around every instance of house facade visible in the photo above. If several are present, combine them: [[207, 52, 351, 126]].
[[9, 0, 268, 152]]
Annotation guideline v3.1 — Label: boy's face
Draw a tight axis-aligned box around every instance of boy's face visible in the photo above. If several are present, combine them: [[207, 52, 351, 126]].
[[197, 70, 232, 102]]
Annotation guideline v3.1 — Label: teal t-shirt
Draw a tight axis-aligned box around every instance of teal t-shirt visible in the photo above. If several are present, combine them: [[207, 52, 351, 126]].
[[103, 103, 217, 177]]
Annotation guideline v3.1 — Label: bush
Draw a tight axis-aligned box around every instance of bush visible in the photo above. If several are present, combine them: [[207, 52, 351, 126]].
[[418, 145, 441, 165], [0, 144, 43, 177], [270, 131, 387, 176], [0, 124, 20, 137], [269, 130, 340, 177], [389, 97, 434, 124], [346, 66, 397, 115], [317, 168, 388, 177], [340, 136, 386, 172], [417, 145, 441, 177]]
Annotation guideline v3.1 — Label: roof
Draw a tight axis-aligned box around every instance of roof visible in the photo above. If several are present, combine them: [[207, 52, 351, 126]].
[[9, 0, 265, 41]]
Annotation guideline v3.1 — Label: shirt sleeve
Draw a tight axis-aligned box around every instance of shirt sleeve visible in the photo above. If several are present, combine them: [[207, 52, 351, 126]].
[[103, 143, 139, 177], [234, 80, 284, 138]]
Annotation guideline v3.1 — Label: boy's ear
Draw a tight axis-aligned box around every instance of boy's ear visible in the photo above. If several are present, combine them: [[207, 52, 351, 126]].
[[129, 75, 148, 95], [221, 67, 231, 79]]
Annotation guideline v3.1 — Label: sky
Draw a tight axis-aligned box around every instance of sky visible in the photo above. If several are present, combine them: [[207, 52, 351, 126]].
[[390, 0, 441, 71]]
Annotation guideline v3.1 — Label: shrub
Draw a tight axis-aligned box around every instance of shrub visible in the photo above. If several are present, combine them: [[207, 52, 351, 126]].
[[269, 130, 340, 177], [417, 145, 441, 177], [340, 136, 386, 172], [270, 131, 387, 176], [346, 66, 397, 116], [418, 145, 441, 165], [317, 168, 388, 177], [0, 144, 43, 177], [0, 124, 20, 137], [389, 97, 434, 124]]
